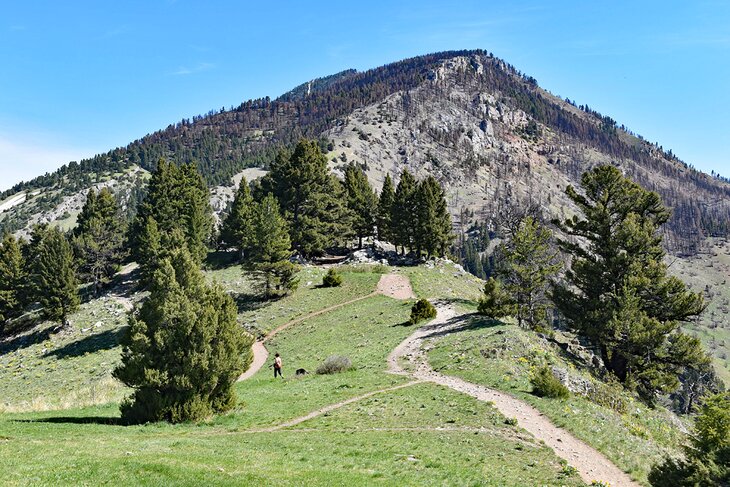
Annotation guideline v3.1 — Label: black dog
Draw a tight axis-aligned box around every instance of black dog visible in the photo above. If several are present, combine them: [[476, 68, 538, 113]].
[[295, 368, 308, 376]]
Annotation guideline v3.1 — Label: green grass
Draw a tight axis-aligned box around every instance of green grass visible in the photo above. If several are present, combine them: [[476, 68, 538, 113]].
[[0, 267, 583, 486], [0, 297, 131, 412], [401, 259, 483, 306], [205, 265, 383, 336], [427, 315, 689, 485]]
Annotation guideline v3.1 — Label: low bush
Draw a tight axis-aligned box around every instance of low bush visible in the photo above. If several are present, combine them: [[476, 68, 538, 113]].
[[531, 366, 570, 399], [316, 355, 353, 375], [322, 268, 343, 287], [409, 298, 436, 325]]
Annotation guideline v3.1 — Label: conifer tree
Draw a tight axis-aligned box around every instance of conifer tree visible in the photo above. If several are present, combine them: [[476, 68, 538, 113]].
[[498, 216, 560, 329], [649, 392, 729, 486], [72, 188, 126, 296], [392, 169, 417, 254], [132, 159, 212, 280], [259, 139, 351, 256], [30, 227, 79, 329], [114, 247, 251, 424], [414, 176, 453, 258], [377, 173, 396, 243], [219, 177, 255, 256], [249, 194, 299, 297], [343, 164, 377, 248], [553, 165, 708, 400], [0, 234, 25, 325]]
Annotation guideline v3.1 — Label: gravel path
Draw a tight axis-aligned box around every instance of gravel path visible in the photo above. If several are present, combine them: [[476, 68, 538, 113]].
[[237, 273, 414, 382], [388, 303, 641, 487]]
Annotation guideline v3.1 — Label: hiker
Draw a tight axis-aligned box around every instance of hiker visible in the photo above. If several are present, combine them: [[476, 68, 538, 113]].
[[273, 352, 283, 378]]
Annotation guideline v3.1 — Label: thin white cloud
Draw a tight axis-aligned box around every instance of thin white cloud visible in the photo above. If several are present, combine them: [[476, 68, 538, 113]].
[[169, 62, 215, 76], [0, 135, 96, 191]]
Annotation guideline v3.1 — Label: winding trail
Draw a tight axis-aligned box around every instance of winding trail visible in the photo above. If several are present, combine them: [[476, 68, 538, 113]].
[[237, 273, 415, 382], [388, 303, 640, 487]]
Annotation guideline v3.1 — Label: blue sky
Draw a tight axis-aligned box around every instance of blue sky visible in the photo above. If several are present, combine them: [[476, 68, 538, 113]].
[[2, 1, 729, 190]]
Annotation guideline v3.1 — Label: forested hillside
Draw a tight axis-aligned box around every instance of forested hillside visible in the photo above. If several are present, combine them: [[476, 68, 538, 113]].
[[2, 50, 729, 255]]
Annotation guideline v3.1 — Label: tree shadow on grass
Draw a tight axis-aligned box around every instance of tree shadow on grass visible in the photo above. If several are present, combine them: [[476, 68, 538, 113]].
[[233, 292, 269, 314], [42, 328, 126, 359], [0, 325, 55, 356], [14, 416, 123, 426]]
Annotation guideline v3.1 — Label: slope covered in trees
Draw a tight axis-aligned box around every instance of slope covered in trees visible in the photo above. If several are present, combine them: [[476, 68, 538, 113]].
[[2, 50, 728, 255]]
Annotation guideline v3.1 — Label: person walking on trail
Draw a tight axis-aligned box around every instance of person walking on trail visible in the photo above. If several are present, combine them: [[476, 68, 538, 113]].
[[273, 353, 283, 378]]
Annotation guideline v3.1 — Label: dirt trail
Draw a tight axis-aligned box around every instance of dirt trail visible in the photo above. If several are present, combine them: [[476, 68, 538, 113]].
[[237, 273, 414, 382], [388, 303, 640, 487]]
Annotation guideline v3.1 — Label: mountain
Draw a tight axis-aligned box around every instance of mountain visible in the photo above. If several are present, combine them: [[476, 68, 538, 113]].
[[2, 49, 729, 255]]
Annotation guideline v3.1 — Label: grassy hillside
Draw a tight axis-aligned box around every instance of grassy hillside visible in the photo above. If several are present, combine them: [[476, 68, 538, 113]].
[[668, 238, 730, 385], [427, 314, 689, 485], [0, 263, 583, 486]]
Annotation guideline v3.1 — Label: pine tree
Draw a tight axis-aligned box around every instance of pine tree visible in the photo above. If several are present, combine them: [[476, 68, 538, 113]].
[[414, 176, 453, 258], [132, 159, 212, 281], [259, 139, 352, 256], [219, 177, 255, 256], [72, 188, 126, 296], [377, 174, 396, 243], [392, 169, 417, 254], [499, 216, 560, 329], [478, 277, 515, 318], [0, 234, 25, 325], [249, 194, 299, 297], [343, 164, 377, 248], [553, 165, 708, 400], [114, 247, 252, 424], [30, 227, 80, 328]]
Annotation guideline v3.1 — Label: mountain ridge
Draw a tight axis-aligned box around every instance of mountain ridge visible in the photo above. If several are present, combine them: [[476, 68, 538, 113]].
[[2, 49, 729, 255]]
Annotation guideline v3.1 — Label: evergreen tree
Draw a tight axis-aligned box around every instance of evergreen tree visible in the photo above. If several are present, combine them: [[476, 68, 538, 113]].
[[343, 164, 377, 248], [413, 176, 453, 258], [249, 194, 299, 297], [499, 216, 560, 329], [74, 187, 119, 237], [114, 247, 251, 424], [259, 139, 351, 256], [132, 159, 212, 281], [219, 177, 255, 256], [0, 234, 25, 325], [30, 227, 79, 328], [377, 173, 395, 243], [553, 166, 708, 400], [477, 277, 515, 318], [72, 188, 126, 296], [392, 169, 417, 254], [649, 392, 729, 486]]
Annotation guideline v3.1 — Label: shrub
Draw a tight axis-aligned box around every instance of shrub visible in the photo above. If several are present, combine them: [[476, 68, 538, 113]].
[[322, 268, 343, 287], [504, 417, 518, 426], [649, 392, 730, 486], [477, 278, 515, 318], [531, 366, 570, 399], [316, 355, 353, 375], [409, 298, 436, 325]]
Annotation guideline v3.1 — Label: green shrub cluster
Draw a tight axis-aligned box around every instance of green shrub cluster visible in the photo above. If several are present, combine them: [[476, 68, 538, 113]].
[[322, 268, 343, 287], [530, 366, 570, 399], [409, 298, 436, 325]]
